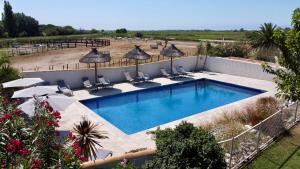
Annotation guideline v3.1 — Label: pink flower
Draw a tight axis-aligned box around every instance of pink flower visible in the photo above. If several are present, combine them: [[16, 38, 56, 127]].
[[51, 111, 61, 119], [31, 159, 43, 169], [63, 152, 71, 161], [4, 114, 12, 120], [10, 139, 22, 149], [5, 143, 15, 153], [47, 120, 59, 127], [0, 117, 6, 123], [13, 109, 22, 116], [18, 148, 30, 156], [68, 132, 76, 140]]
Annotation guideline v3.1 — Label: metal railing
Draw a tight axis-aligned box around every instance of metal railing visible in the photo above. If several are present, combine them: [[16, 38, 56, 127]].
[[218, 101, 300, 169]]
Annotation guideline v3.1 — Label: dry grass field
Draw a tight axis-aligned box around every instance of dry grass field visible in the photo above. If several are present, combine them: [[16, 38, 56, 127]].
[[10, 39, 198, 71]]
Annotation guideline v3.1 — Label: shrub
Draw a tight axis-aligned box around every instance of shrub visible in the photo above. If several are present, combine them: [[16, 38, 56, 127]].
[[135, 32, 143, 38], [116, 28, 128, 34], [207, 97, 279, 140], [208, 43, 250, 58], [145, 122, 226, 169], [0, 96, 84, 168]]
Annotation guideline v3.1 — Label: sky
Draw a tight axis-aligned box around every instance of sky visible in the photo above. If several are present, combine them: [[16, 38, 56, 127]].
[[0, 0, 299, 30]]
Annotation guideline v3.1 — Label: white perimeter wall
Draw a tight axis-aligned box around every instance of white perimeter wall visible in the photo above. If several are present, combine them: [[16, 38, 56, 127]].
[[23, 56, 203, 89], [23, 56, 275, 89], [204, 56, 276, 81]]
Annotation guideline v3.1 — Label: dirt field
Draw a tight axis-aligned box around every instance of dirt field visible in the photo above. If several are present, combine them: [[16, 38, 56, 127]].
[[10, 39, 198, 72]]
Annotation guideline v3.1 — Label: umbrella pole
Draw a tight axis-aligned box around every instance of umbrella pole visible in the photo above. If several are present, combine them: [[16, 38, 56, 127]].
[[171, 57, 173, 76], [135, 59, 138, 78], [94, 63, 97, 83]]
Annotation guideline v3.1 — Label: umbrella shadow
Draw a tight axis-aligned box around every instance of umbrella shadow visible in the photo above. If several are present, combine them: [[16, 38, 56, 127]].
[[172, 76, 195, 82], [90, 88, 122, 97], [133, 81, 162, 89]]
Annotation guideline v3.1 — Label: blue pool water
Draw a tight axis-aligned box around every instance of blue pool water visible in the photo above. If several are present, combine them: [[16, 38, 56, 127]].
[[81, 79, 264, 134]]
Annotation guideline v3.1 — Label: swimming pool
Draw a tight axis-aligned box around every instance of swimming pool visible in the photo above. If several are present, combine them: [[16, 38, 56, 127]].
[[81, 79, 265, 134]]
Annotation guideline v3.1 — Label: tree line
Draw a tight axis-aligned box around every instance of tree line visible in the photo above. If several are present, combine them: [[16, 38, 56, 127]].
[[0, 1, 101, 38]]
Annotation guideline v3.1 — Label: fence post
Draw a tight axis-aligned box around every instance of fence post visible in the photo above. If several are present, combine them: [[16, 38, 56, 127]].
[[228, 137, 235, 169], [256, 125, 262, 153], [295, 102, 299, 123]]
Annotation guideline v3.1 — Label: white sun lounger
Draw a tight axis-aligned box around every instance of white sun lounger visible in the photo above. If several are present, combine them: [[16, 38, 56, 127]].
[[138, 72, 151, 81], [82, 77, 93, 89], [98, 76, 112, 88], [176, 66, 189, 75], [161, 69, 173, 79], [124, 72, 135, 83]]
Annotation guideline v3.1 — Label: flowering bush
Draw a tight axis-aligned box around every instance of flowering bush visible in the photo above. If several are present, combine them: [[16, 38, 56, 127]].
[[0, 96, 84, 168]]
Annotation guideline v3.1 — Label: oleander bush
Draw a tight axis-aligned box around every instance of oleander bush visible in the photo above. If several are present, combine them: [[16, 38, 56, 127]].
[[145, 122, 226, 169], [0, 96, 85, 168]]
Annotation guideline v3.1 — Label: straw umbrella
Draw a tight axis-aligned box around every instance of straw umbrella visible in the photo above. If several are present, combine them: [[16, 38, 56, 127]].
[[79, 48, 111, 83], [160, 44, 185, 76], [123, 45, 151, 78]]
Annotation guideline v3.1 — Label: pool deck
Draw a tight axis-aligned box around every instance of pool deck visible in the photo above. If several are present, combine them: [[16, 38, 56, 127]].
[[59, 71, 276, 156]]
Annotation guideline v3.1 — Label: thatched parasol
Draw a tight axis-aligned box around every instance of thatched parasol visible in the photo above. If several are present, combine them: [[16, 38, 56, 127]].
[[79, 48, 111, 83], [123, 45, 151, 78], [160, 44, 184, 76]]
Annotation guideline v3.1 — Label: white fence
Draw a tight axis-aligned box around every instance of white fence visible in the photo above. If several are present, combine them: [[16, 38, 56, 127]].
[[218, 101, 300, 169], [22, 56, 276, 89]]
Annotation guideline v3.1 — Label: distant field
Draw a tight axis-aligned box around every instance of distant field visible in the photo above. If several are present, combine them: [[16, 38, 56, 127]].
[[0, 31, 248, 47]]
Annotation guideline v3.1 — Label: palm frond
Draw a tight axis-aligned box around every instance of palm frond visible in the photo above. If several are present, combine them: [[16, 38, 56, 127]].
[[73, 116, 108, 160]]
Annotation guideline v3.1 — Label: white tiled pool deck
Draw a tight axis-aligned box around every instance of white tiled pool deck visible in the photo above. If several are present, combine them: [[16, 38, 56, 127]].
[[59, 71, 276, 156]]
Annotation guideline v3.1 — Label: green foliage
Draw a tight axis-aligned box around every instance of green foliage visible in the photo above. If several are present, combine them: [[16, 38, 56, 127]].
[[2, 1, 16, 37], [15, 13, 40, 37], [145, 122, 226, 169], [263, 8, 300, 101], [0, 50, 20, 85], [0, 97, 83, 168], [115, 160, 137, 169], [250, 23, 277, 49], [73, 116, 108, 160], [135, 32, 143, 38], [207, 43, 250, 58], [39, 24, 77, 36], [116, 28, 128, 34], [90, 29, 99, 34]]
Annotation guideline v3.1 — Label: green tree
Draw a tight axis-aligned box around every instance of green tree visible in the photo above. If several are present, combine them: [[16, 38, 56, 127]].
[[251, 23, 277, 49], [135, 32, 143, 38], [116, 28, 128, 34], [145, 122, 226, 169], [0, 51, 19, 84], [15, 13, 40, 37], [263, 8, 300, 102], [2, 1, 16, 37]]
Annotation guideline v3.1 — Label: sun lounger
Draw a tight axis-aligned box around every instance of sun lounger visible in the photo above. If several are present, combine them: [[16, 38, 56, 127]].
[[138, 72, 151, 81], [124, 72, 136, 83], [172, 67, 183, 76], [82, 77, 94, 89], [98, 76, 112, 88], [161, 68, 173, 79], [57, 80, 73, 96], [176, 66, 189, 75]]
